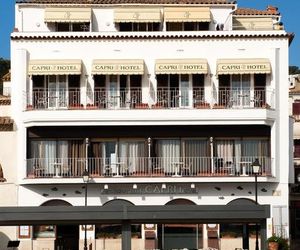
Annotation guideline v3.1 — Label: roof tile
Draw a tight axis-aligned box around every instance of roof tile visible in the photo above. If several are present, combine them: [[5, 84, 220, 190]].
[[234, 6, 279, 16], [0, 117, 14, 131], [0, 96, 11, 106], [2, 71, 11, 82]]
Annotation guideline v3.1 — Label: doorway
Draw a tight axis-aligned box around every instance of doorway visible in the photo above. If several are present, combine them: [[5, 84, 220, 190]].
[[55, 225, 79, 250]]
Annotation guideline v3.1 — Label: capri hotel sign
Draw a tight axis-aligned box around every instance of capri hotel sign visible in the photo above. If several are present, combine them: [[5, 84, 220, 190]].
[[28, 60, 82, 75], [217, 59, 271, 74], [155, 59, 208, 74], [92, 60, 144, 75]]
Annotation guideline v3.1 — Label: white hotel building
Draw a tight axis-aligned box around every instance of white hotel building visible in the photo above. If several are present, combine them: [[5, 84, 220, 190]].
[[2, 0, 294, 249]]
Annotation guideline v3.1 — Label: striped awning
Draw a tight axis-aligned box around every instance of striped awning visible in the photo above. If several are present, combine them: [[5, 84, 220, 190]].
[[28, 60, 82, 75], [44, 8, 91, 23], [217, 58, 271, 75], [92, 59, 144, 75], [155, 59, 208, 74], [164, 7, 211, 22], [114, 8, 162, 23]]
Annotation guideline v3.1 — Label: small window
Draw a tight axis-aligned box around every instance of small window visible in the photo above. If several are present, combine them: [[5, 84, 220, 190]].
[[119, 22, 160, 31], [55, 22, 90, 32], [167, 22, 209, 31]]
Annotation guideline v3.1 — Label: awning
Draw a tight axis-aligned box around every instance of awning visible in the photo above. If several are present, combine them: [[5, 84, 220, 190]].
[[217, 58, 271, 75], [233, 17, 274, 30], [28, 60, 82, 75], [114, 8, 162, 23], [92, 59, 144, 75], [164, 7, 211, 22], [155, 59, 208, 74], [44, 8, 91, 23]]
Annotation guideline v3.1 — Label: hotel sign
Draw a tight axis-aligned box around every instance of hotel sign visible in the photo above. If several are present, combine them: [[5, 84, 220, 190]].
[[28, 60, 82, 75], [217, 59, 271, 75], [92, 59, 144, 75], [100, 184, 198, 195], [155, 59, 208, 74]]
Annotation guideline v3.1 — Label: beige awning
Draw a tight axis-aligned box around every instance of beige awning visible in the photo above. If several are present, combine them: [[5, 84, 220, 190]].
[[155, 59, 208, 74], [28, 60, 82, 75], [92, 59, 144, 75], [45, 8, 91, 23], [233, 17, 274, 30], [114, 8, 162, 23], [164, 7, 211, 22], [217, 59, 271, 75]]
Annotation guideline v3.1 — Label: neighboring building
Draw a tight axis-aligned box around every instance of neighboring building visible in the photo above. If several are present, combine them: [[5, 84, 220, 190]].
[[0, 73, 17, 247], [3, 0, 293, 249], [289, 74, 300, 241], [2, 70, 11, 97]]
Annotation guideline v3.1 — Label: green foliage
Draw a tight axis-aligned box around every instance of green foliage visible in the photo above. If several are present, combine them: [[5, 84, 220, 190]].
[[267, 235, 289, 250], [0, 58, 10, 80], [289, 65, 300, 75]]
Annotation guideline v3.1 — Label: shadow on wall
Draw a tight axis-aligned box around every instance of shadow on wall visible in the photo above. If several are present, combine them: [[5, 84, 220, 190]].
[[0, 231, 11, 249]]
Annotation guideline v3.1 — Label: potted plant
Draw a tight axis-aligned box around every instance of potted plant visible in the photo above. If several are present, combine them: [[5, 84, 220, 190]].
[[86, 103, 98, 110], [213, 103, 225, 109], [267, 235, 289, 250]]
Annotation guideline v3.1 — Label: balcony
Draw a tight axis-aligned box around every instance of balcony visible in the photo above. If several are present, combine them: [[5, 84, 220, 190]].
[[24, 87, 274, 111], [26, 156, 272, 179]]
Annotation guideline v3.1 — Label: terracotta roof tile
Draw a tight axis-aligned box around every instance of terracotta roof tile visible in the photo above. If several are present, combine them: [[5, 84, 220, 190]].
[[2, 71, 11, 82], [0, 96, 11, 106], [0, 117, 14, 131], [17, 0, 236, 4], [234, 6, 279, 16]]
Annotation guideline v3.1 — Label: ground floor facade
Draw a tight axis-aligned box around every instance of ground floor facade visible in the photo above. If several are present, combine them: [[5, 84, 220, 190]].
[[0, 182, 291, 250]]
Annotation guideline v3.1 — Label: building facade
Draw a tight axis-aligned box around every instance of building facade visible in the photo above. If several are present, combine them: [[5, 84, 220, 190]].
[[289, 74, 300, 242], [5, 0, 293, 249]]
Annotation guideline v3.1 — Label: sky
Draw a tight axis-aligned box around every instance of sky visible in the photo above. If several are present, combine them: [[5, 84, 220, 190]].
[[0, 0, 299, 67]]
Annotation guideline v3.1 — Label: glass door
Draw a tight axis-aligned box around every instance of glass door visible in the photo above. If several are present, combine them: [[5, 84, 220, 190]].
[[231, 75, 250, 108], [102, 141, 117, 175], [179, 74, 191, 108], [47, 75, 67, 109], [107, 75, 119, 109]]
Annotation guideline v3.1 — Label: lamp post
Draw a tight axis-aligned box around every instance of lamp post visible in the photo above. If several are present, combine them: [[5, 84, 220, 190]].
[[148, 137, 151, 175], [252, 158, 261, 250], [82, 170, 90, 250]]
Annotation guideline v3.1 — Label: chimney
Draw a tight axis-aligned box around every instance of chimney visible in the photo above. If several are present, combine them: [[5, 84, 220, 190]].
[[267, 5, 278, 14]]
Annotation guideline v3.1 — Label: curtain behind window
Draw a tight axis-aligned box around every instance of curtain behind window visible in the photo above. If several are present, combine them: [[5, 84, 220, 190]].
[[184, 139, 210, 173], [119, 141, 145, 173], [156, 139, 180, 173], [68, 140, 85, 176]]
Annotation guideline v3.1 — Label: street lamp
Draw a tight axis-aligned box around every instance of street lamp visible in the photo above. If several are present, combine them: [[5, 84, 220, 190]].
[[252, 158, 261, 250], [148, 137, 151, 175], [82, 170, 90, 250]]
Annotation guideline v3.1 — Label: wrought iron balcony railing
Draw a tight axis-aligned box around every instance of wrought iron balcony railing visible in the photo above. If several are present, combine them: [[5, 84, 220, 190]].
[[26, 156, 272, 178], [24, 87, 274, 111]]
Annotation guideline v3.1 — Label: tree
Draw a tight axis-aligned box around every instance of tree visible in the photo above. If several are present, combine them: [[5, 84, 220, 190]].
[[289, 66, 300, 75]]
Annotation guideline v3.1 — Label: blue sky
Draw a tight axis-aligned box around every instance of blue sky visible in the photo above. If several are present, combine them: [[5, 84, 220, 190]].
[[0, 0, 299, 67]]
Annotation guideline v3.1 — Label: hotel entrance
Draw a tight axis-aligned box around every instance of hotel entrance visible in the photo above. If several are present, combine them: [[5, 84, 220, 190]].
[[157, 223, 202, 250]]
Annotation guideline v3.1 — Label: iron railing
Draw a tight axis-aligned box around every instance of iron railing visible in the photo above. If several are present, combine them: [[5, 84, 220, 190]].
[[24, 87, 274, 111], [26, 156, 272, 178]]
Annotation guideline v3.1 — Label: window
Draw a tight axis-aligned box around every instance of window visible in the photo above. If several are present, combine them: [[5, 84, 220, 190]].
[[118, 22, 160, 31], [166, 22, 209, 31], [214, 138, 270, 173], [156, 74, 193, 108], [32, 75, 81, 109], [56, 22, 90, 32], [29, 140, 85, 177]]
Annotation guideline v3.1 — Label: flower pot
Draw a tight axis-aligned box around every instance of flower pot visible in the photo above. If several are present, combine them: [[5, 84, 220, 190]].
[[268, 242, 279, 250]]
